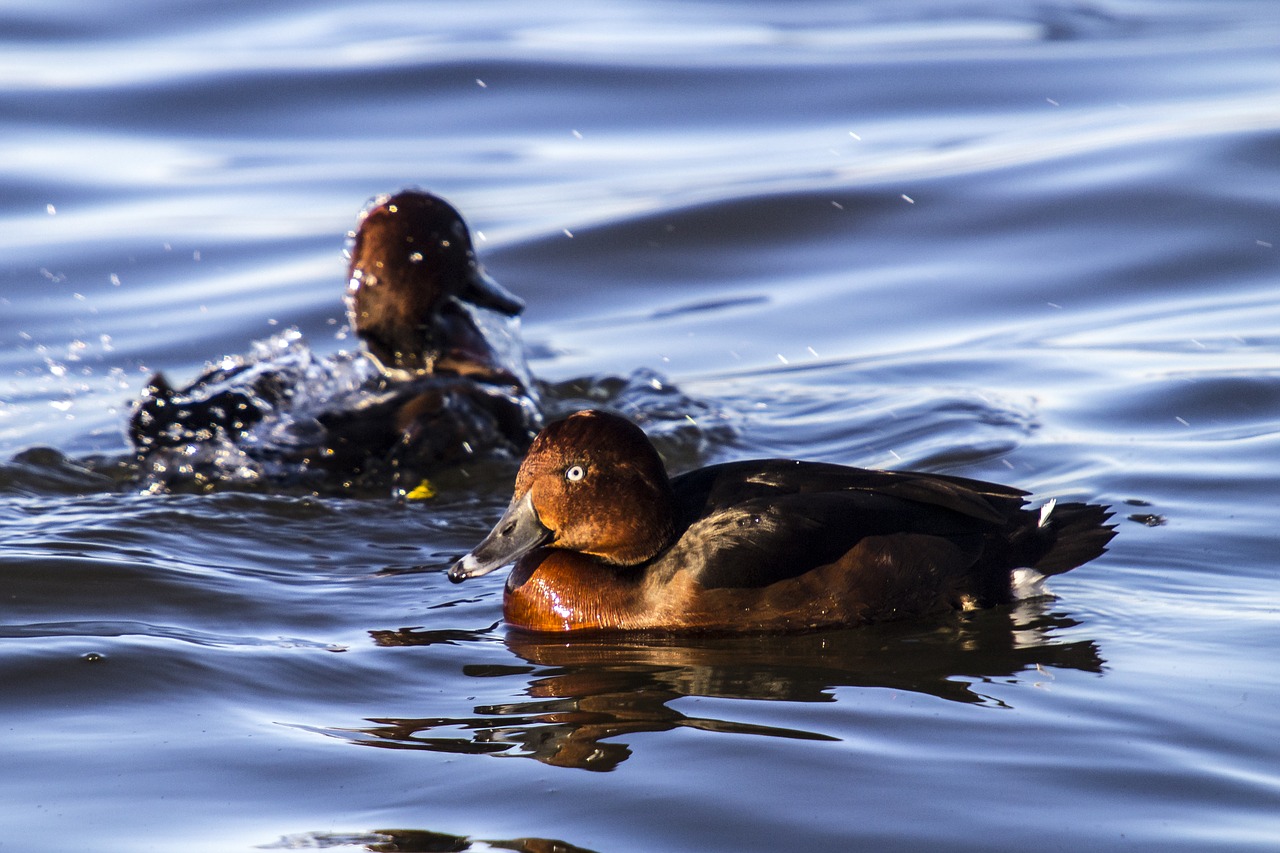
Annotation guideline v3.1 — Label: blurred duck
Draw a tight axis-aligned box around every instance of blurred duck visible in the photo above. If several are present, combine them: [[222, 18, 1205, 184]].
[[449, 410, 1115, 634], [347, 189, 526, 380], [129, 190, 542, 491]]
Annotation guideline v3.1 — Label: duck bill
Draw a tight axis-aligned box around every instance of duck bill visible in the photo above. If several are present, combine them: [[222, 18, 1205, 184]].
[[461, 266, 524, 316], [448, 490, 551, 583]]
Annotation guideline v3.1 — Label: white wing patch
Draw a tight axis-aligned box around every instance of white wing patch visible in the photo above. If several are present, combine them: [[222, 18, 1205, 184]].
[[1037, 497, 1058, 529]]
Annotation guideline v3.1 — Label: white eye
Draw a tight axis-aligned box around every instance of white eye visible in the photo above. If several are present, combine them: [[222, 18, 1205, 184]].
[[565, 465, 585, 482]]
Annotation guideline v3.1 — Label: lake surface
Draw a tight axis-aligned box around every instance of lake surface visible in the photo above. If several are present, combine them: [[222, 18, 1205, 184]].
[[3, 1, 1280, 850]]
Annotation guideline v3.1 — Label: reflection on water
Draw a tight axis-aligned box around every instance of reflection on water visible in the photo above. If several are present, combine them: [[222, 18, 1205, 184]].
[[266, 827, 600, 853], [338, 600, 1101, 772]]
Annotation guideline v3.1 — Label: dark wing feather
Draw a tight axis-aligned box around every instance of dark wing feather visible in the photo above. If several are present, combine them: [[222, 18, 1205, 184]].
[[672, 459, 1027, 526], [669, 487, 991, 590]]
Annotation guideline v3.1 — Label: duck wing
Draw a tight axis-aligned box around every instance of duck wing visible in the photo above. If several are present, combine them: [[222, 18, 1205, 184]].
[[667, 460, 1111, 598]]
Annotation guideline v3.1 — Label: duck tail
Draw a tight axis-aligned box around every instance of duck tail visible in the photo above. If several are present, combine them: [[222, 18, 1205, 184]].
[[1029, 501, 1116, 576]]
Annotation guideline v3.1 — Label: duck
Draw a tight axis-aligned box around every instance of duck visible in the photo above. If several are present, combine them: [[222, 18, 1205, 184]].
[[448, 409, 1115, 634], [128, 189, 542, 490]]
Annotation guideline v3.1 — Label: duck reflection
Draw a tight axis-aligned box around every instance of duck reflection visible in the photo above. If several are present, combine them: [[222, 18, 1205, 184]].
[[350, 601, 1101, 772], [266, 827, 599, 853]]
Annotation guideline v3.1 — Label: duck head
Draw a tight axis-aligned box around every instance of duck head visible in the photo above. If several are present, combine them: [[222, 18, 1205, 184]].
[[449, 410, 677, 582], [346, 189, 525, 381]]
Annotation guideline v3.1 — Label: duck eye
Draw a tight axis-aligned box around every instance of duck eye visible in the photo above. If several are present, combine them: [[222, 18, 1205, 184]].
[[565, 465, 586, 482]]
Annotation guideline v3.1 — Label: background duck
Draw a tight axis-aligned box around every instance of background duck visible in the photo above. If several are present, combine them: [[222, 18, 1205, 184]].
[[128, 190, 542, 494], [450, 409, 1115, 634]]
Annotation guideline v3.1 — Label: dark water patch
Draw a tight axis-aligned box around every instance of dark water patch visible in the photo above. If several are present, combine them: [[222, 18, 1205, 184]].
[[510, 189, 914, 310], [1067, 372, 1280, 438], [705, 360, 1039, 470], [2, 446, 124, 495], [0, 619, 344, 650], [264, 826, 603, 852]]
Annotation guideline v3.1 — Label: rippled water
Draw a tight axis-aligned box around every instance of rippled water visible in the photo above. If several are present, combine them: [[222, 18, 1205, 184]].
[[3, 2, 1280, 851]]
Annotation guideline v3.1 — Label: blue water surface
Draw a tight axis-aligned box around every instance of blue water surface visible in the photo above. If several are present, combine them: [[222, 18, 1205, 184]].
[[2, 2, 1279, 851]]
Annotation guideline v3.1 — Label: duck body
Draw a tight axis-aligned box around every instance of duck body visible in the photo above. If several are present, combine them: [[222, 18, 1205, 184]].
[[450, 410, 1114, 634]]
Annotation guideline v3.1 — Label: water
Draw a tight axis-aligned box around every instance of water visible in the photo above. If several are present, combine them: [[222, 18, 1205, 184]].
[[3, 1, 1280, 850]]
